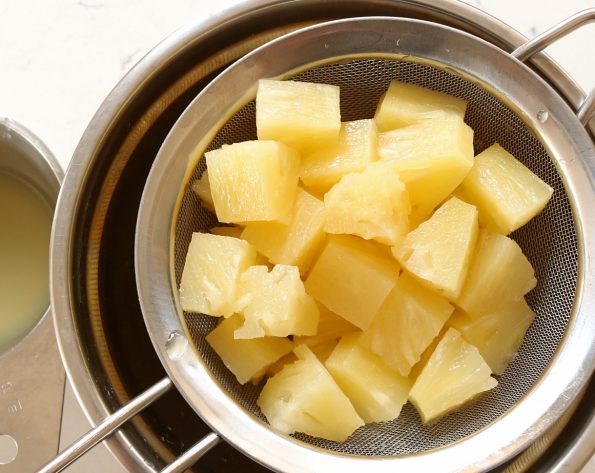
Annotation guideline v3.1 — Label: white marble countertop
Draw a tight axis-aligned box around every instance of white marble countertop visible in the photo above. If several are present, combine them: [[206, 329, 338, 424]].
[[0, 0, 593, 472]]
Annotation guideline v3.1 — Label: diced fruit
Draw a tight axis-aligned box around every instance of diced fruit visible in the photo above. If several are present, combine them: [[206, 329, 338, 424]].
[[179, 233, 256, 316], [361, 273, 453, 376], [233, 264, 319, 339], [241, 188, 326, 274], [210, 225, 243, 238], [378, 114, 474, 216], [325, 333, 412, 423], [257, 344, 364, 442], [409, 328, 497, 423], [205, 140, 299, 223], [449, 300, 535, 375], [265, 352, 298, 378], [309, 339, 339, 363], [408, 325, 449, 381], [375, 80, 467, 131], [300, 119, 377, 193], [393, 197, 478, 300], [191, 170, 214, 212], [206, 315, 294, 384], [461, 144, 553, 234], [456, 230, 536, 318], [294, 304, 358, 348], [179, 79, 551, 437], [324, 162, 410, 246], [305, 235, 400, 330], [256, 79, 341, 153]]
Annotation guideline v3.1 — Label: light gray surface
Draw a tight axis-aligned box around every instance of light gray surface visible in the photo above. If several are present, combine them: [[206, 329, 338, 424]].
[[0, 1, 593, 472]]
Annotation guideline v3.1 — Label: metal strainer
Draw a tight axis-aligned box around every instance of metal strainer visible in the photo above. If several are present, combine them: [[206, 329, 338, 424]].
[[42, 13, 595, 473]]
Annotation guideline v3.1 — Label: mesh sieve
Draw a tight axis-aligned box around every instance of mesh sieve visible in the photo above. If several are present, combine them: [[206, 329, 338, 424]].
[[172, 58, 578, 455], [132, 16, 595, 472]]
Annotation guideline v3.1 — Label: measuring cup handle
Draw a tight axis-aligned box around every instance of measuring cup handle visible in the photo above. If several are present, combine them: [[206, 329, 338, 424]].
[[36, 377, 173, 473], [511, 8, 595, 126]]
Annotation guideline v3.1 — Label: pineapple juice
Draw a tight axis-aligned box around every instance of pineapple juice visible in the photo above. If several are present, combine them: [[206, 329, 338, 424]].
[[0, 171, 52, 354]]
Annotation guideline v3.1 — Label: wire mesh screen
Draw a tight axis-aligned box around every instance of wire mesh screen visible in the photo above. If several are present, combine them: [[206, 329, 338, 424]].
[[172, 59, 578, 455]]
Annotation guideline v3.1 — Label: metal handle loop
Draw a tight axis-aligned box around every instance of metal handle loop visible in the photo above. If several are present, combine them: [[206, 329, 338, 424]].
[[512, 8, 595, 126], [160, 432, 221, 473]]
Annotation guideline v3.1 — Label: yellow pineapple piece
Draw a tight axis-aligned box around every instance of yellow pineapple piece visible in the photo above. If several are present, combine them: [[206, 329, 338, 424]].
[[206, 315, 293, 384], [266, 334, 342, 379], [408, 325, 449, 381], [210, 225, 243, 238], [393, 197, 478, 300], [191, 170, 214, 212], [179, 233, 256, 316], [461, 144, 553, 234], [294, 304, 358, 348], [265, 352, 298, 379], [378, 113, 474, 216], [309, 339, 339, 363], [449, 300, 535, 375], [375, 80, 467, 131], [233, 264, 319, 339], [241, 188, 326, 274], [305, 235, 400, 331], [324, 162, 410, 246], [361, 272, 453, 376], [300, 119, 377, 193], [257, 344, 364, 442], [205, 140, 299, 224], [266, 304, 358, 376], [256, 79, 341, 154], [409, 328, 497, 423], [456, 230, 536, 318], [325, 333, 412, 423]]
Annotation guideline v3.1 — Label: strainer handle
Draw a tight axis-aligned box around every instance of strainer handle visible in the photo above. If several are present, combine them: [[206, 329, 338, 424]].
[[36, 376, 221, 473], [160, 432, 221, 473], [511, 8, 595, 126], [37, 377, 173, 473]]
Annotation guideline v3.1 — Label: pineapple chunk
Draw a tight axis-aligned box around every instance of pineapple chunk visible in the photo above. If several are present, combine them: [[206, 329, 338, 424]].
[[191, 170, 214, 212], [257, 345, 364, 442], [241, 188, 326, 274], [361, 272, 453, 376], [325, 333, 412, 423], [456, 230, 536, 318], [179, 233, 256, 316], [449, 300, 535, 375], [408, 325, 449, 381], [309, 339, 339, 363], [206, 315, 293, 384], [305, 235, 400, 331], [375, 80, 467, 131], [409, 328, 497, 423], [294, 304, 358, 348], [300, 119, 377, 193], [265, 352, 298, 378], [265, 339, 340, 377], [324, 162, 410, 246], [393, 197, 478, 300], [205, 140, 299, 223], [233, 264, 319, 339], [210, 225, 243, 238], [256, 79, 341, 153], [378, 114, 474, 217], [461, 144, 553, 234]]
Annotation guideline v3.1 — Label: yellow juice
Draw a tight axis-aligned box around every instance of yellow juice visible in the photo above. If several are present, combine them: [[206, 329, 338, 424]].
[[0, 171, 52, 354]]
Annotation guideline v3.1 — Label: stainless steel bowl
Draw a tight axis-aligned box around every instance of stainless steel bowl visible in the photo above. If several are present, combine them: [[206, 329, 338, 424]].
[[49, 1, 594, 472]]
